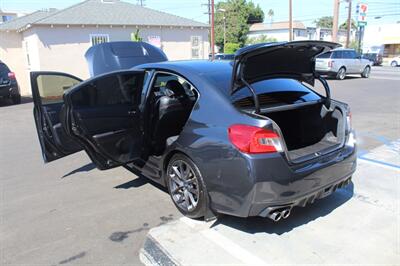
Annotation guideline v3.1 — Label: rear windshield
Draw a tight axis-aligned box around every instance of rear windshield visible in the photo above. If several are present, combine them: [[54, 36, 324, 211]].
[[0, 63, 10, 78], [317, 52, 332, 59], [232, 78, 321, 109]]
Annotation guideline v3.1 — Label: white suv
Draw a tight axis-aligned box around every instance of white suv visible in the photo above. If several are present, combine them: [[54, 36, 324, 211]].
[[316, 49, 372, 80], [390, 56, 400, 67]]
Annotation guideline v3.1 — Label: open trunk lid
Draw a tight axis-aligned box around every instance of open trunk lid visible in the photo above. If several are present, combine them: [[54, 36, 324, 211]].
[[231, 41, 340, 94]]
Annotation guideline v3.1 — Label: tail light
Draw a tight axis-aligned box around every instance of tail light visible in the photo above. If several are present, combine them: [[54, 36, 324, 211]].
[[328, 60, 334, 68], [228, 124, 283, 154], [7, 72, 16, 80]]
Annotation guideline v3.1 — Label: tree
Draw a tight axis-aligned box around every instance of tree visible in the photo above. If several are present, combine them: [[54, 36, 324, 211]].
[[246, 34, 277, 45], [313, 16, 333, 28], [314, 16, 357, 30], [224, 42, 241, 53], [267, 9, 274, 23], [215, 0, 264, 50], [340, 19, 357, 30], [131, 29, 142, 42]]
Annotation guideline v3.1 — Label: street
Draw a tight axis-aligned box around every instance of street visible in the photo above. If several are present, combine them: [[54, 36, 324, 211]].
[[0, 66, 399, 265]]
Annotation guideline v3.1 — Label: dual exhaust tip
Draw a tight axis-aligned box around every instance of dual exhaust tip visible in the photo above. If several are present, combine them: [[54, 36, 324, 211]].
[[268, 208, 291, 222]]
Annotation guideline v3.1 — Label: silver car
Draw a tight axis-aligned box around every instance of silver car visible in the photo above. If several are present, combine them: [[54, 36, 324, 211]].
[[316, 48, 372, 80]]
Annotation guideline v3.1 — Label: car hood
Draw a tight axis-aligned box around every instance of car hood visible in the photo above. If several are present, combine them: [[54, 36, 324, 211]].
[[231, 41, 341, 94], [85, 41, 168, 77]]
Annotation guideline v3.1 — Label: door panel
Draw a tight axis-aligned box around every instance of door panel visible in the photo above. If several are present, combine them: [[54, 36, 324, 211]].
[[64, 70, 146, 170], [31, 72, 83, 163]]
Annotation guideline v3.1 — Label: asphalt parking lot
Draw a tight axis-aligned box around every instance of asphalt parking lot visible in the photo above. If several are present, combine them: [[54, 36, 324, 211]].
[[1, 66, 399, 265]]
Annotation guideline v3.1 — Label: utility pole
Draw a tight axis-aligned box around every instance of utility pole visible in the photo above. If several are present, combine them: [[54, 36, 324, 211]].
[[289, 0, 293, 41], [203, 0, 212, 58], [332, 0, 340, 42], [137, 0, 145, 6], [346, 0, 352, 48], [211, 0, 215, 60]]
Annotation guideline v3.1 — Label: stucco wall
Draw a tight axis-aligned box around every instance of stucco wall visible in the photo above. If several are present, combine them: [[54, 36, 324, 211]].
[[33, 25, 209, 80], [0, 31, 31, 95], [1, 25, 209, 96]]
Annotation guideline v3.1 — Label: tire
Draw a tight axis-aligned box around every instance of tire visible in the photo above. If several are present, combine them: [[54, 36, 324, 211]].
[[165, 154, 207, 218], [11, 94, 21, 104], [361, 66, 371, 78], [336, 67, 346, 80], [391, 61, 398, 67]]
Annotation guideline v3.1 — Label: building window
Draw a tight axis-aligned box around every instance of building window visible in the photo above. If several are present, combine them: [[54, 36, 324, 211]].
[[90, 34, 109, 46], [191, 36, 202, 59]]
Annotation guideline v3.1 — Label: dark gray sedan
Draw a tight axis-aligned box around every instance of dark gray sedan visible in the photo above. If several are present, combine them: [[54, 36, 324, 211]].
[[31, 41, 357, 222]]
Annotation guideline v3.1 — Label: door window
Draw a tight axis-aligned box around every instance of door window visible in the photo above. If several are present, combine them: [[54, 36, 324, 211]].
[[71, 73, 143, 107], [36, 74, 81, 104], [332, 51, 343, 59]]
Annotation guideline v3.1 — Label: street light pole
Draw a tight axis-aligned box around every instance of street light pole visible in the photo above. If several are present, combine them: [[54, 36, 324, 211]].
[[218, 8, 227, 52], [332, 0, 340, 42], [211, 0, 215, 60], [346, 0, 352, 48], [289, 0, 293, 41]]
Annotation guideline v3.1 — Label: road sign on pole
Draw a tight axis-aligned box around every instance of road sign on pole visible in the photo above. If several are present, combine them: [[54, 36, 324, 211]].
[[356, 3, 368, 24]]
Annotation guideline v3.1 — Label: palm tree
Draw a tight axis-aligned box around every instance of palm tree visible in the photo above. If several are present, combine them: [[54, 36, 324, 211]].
[[268, 9, 274, 24]]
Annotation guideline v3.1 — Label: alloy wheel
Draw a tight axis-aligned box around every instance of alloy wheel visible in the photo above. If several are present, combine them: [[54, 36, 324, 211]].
[[363, 67, 370, 78], [168, 160, 200, 212], [338, 68, 346, 80]]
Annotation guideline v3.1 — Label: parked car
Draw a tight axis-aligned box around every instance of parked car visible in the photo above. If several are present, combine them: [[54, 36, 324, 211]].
[[362, 52, 383, 66], [390, 56, 400, 67], [316, 48, 372, 80], [215, 53, 235, 60], [0, 61, 21, 104], [31, 41, 356, 221]]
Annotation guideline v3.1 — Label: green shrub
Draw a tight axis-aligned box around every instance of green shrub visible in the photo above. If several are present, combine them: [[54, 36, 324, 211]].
[[224, 43, 241, 54]]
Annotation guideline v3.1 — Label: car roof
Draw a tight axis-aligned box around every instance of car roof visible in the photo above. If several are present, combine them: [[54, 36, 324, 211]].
[[138, 60, 233, 93], [138, 59, 232, 74]]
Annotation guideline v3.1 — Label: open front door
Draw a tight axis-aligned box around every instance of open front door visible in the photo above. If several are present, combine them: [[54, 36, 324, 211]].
[[31, 71, 83, 163], [63, 70, 147, 170]]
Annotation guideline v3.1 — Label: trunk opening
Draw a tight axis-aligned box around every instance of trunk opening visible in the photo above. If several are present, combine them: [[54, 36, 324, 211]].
[[262, 102, 345, 162]]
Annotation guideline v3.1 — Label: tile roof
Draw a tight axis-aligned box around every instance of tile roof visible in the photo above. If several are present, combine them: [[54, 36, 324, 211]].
[[0, 0, 208, 31], [0, 10, 55, 31]]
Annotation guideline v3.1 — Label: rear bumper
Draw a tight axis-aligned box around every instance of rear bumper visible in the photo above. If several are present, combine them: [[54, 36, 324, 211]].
[[208, 143, 357, 218], [316, 70, 337, 76], [0, 85, 19, 97]]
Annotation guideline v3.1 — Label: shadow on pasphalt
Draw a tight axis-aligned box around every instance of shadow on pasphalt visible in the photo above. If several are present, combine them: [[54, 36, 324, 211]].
[[62, 162, 96, 178], [212, 182, 354, 235], [114, 167, 167, 192], [0, 96, 32, 107]]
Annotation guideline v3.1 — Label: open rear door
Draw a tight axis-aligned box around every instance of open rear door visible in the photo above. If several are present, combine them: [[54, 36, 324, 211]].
[[63, 70, 148, 170], [31, 71, 83, 163]]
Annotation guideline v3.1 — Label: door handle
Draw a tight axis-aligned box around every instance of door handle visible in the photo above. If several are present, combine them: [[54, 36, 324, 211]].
[[128, 110, 137, 115]]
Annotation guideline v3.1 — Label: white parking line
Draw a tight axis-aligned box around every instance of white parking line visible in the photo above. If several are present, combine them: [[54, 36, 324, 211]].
[[369, 76, 400, 81], [181, 217, 267, 266]]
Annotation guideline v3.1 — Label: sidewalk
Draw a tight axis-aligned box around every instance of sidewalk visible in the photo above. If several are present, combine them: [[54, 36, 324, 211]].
[[140, 141, 400, 265]]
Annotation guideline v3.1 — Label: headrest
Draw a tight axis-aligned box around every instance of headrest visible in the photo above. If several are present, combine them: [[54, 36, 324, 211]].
[[165, 80, 186, 97]]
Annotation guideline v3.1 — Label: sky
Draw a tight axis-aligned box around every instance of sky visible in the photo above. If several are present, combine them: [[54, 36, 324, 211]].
[[0, 0, 399, 27]]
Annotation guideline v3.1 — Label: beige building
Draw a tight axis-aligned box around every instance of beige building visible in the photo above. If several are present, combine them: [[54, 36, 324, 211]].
[[248, 21, 355, 44], [0, 0, 209, 96]]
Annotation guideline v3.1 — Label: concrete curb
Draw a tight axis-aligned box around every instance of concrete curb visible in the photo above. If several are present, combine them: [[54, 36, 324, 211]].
[[140, 235, 179, 266]]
